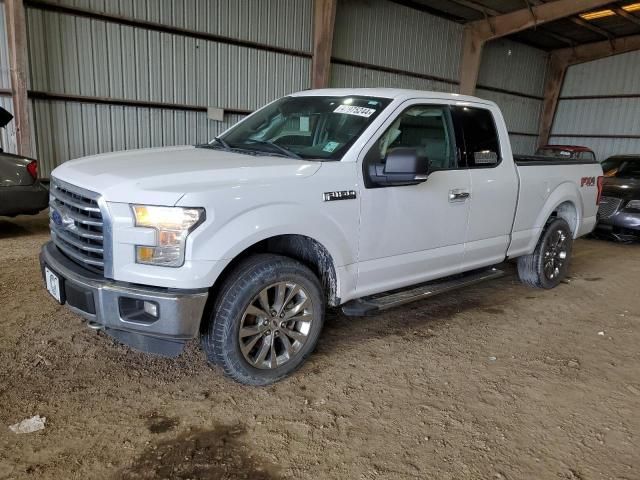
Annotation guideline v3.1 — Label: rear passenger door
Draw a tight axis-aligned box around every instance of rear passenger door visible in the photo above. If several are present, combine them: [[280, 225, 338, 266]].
[[451, 105, 519, 269]]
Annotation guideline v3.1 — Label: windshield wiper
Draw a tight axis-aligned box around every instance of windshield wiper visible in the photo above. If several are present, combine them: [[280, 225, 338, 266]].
[[246, 140, 302, 160], [213, 136, 231, 150], [196, 137, 232, 151]]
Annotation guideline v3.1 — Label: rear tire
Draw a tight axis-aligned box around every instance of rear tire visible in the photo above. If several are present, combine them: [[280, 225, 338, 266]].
[[201, 254, 325, 386], [517, 218, 573, 289]]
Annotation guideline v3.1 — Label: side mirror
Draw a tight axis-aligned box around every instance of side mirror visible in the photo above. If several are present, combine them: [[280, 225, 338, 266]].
[[368, 147, 430, 187]]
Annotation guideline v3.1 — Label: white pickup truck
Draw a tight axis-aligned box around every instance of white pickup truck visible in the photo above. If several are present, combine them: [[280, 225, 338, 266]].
[[41, 88, 603, 385]]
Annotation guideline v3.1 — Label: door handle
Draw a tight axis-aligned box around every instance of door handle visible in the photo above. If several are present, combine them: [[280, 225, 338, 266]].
[[449, 190, 470, 202]]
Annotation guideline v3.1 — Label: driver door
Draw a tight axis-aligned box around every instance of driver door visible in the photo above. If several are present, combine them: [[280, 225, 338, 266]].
[[356, 101, 471, 297]]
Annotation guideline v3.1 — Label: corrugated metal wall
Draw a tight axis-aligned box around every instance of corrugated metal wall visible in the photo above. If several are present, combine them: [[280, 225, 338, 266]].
[[25, 0, 313, 176], [477, 39, 547, 153], [6, 0, 550, 173], [0, 1, 9, 89], [331, 0, 463, 83], [330, 0, 547, 154], [551, 50, 640, 161], [47, 0, 313, 52], [0, 0, 17, 154]]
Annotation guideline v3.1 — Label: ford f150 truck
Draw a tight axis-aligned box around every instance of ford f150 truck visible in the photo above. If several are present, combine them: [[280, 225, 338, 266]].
[[40, 88, 603, 385]]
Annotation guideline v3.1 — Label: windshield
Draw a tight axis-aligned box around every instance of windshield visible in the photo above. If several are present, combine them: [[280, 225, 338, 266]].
[[613, 159, 640, 178], [602, 156, 627, 176], [215, 96, 391, 160]]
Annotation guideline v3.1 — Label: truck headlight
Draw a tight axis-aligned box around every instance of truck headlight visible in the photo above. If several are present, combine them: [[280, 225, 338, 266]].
[[132, 205, 205, 267], [626, 200, 640, 210]]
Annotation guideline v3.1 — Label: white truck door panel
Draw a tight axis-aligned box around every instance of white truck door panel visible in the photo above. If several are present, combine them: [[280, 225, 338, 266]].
[[355, 101, 471, 297], [452, 105, 519, 270], [357, 170, 471, 295]]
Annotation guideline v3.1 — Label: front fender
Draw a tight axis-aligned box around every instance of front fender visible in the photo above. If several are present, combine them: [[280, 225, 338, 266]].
[[189, 202, 356, 269]]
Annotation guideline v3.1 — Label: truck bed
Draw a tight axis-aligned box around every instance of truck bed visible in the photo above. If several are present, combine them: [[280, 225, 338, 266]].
[[514, 154, 599, 166], [507, 155, 603, 259]]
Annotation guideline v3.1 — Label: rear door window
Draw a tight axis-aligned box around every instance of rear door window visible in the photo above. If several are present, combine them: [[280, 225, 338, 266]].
[[452, 106, 501, 168], [578, 151, 596, 162]]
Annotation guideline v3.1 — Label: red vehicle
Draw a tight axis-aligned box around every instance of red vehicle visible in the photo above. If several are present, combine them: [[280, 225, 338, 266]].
[[535, 145, 597, 163]]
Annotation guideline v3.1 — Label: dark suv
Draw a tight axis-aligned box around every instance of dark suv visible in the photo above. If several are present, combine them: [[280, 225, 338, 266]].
[[596, 155, 640, 241]]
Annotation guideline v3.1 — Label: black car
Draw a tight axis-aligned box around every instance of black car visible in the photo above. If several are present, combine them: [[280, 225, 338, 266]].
[[596, 155, 640, 241], [0, 107, 49, 217]]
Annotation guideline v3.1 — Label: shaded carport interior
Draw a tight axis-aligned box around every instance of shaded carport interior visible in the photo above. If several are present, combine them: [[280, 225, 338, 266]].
[[391, 0, 640, 150], [1, 0, 640, 171]]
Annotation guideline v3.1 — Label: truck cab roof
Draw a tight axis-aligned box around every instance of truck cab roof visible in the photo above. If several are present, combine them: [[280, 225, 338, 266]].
[[291, 88, 496, 107]]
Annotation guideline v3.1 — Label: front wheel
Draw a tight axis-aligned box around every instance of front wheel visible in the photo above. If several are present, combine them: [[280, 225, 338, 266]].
[[201, 254, 325, 385], [517, 218, 574, 289]]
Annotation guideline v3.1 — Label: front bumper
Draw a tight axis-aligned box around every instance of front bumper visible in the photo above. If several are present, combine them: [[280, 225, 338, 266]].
[[596, 210, 640, 240], [0, 181, 49, 216], [40, 241, 209, 357]]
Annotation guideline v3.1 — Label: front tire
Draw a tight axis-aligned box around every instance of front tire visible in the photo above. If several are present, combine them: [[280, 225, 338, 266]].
[[201, 254, 325, 385], [517, 217, 573, 289]]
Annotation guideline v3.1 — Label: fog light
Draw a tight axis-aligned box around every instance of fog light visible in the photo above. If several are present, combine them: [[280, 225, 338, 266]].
[[143, 301, 159, 318]]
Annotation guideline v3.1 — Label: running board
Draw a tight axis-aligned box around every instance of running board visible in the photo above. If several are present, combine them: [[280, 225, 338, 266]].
[[342, 268, 504, 316]]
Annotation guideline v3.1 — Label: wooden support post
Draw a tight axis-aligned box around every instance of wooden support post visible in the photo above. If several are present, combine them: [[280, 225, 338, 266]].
[[6, 0, 31, 157], [458, 0, 613, 95], [538, 55, 568, 147], [538, 34, 640, 147], [311, 0, 337, 89], [459, 27, 486, 96]]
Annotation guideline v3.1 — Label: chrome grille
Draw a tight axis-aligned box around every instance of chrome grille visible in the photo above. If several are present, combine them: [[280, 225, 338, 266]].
[[598, 196, 623, 220], [49, 178, 105, 273]]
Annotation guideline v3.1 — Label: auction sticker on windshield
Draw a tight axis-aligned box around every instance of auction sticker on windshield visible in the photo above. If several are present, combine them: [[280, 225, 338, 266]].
[[334, 105, 376, 117]]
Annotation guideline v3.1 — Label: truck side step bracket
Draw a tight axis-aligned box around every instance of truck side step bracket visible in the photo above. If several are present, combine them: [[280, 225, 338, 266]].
[[341, 268, 504, 316]]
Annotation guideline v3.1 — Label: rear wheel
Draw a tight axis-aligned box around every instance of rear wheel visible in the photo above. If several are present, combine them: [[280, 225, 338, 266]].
[[201, 254, 324, 385], [517, 218, 573, 289]]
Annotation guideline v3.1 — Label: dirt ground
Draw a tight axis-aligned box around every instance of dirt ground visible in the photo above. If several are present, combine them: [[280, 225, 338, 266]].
[[0, 212, 639, 480]]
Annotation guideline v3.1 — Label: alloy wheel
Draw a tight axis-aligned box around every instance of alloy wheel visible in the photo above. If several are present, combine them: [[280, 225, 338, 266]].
[[239, 282, 314, 369], [543, 228, 568, 280]]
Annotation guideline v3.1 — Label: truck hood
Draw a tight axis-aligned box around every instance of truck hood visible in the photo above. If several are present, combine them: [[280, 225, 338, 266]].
[[51, 145, 322, 205], [602, 176, 640, 201]]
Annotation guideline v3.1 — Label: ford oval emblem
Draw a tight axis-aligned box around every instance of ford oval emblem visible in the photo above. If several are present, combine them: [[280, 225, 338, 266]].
[[51, 209, 63, 227]]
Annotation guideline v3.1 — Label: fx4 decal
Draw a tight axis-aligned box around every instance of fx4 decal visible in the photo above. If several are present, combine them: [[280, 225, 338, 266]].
[[581, 176, 596, 187]]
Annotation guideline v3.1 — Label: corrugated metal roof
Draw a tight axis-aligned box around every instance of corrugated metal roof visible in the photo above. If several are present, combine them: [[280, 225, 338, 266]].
[[478, 39, 548, 97], [332, 0, 462, 82], [561, 50, 640, 97]]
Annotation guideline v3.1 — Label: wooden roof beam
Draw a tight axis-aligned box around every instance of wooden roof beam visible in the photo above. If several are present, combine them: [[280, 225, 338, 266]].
[[459, 0, 614, 95], [529, 0, 614, 39], [446, 0, 576, 46], [614, 7, 640, 26]]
